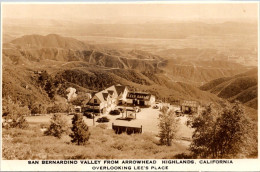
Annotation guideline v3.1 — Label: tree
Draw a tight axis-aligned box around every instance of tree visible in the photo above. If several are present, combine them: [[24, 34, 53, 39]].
[[70, 113, 90, 145], [2, 97, 30, 129], [215, 102, 252, 158], [38, 71, 57, 99], [190, 102, 254, 158], [158, 106, 180, 146], [69, 92, 91, 107], [31, 103, 47, 115], [44, 114, 68, 138], [189, 104, 218, 158]]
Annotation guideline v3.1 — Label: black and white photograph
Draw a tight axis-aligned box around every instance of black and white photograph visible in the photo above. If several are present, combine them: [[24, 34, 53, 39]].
[[1, 2, 258, 161]]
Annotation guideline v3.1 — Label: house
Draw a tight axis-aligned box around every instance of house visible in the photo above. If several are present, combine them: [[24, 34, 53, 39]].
[[126, 92, 155, 106], [85, 84, 128, 114], [180, 100, 199, 114]]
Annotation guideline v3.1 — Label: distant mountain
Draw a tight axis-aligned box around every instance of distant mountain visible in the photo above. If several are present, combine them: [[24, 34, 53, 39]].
[[200, 68, 258, 109], [3, 34, 252, 86], [10, 34, 90, 50], [4, 20, 257, 39]]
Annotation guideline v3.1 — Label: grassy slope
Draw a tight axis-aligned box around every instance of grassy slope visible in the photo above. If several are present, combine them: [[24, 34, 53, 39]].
[[2, 123, 188, 160]]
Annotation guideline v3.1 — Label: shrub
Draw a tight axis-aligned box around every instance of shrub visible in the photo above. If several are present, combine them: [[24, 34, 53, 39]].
[[70, 113, 90, 145], [44, 114, 68, 138], [2, 97, 30, 129], [31, 103, 47, 115]]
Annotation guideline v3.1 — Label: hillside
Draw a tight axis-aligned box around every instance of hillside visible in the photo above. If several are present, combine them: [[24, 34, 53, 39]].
[[159, 59, 247, 86], [3, 34, 249, 86], [200, 68, 258, 109], [2, 34, 256, 118]]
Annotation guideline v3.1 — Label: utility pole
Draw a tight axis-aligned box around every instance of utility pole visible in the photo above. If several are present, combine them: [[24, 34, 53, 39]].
[[92, 103, 95, 126]]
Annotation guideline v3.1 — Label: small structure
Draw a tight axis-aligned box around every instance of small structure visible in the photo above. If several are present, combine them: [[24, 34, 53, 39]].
[[74, 106, 81, 113], [180, 100, 199, 114], [112, 123, 142, 134], [126, 92, 155, 107]]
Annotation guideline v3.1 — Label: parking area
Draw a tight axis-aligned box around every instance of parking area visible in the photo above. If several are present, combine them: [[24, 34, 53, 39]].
[[26, 104, 193, 140], [85, 104, 193, 139]]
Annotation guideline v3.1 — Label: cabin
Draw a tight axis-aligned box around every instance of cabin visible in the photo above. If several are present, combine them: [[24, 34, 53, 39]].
[[180, 100, 199, 114], [126, 92, 155, 107]]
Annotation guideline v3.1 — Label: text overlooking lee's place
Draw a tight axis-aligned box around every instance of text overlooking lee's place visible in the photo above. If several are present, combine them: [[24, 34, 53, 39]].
[[27, 159, 234, 170]]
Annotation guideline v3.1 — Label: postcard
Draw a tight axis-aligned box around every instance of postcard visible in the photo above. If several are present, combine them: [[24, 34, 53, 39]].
[[1, 1, 259, 171]]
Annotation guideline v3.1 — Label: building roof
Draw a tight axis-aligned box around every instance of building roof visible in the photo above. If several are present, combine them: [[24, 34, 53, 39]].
[[126, 92, 152, 101], [105, 85, 118, 97], [94, 91, 106, 102], [115, 84, 127, 96], [87, 84, 128, 105], [102, 93, 109, 100], [107, 90, 114, 96]]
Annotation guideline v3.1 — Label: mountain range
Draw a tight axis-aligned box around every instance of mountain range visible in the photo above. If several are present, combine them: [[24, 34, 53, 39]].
[[2, 33, 257, 119]]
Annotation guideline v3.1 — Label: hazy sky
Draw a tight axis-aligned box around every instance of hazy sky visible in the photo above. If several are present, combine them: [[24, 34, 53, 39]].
[[3, 3, 258, 23]]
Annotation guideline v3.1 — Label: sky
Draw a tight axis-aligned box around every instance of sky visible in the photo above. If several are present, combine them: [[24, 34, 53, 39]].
[[2, 3, 258, 23]]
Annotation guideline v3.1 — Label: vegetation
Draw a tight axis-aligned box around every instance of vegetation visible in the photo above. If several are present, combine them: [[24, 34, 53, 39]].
[[189, 102, 256, 158], [44, 114, 69, 139], [2, 97, 29, 129], [200, 68, 258, 110], [70, 113, 91, 145], [158, 106, 180, 146], [37, 70, 59, 99], [2, 123, 187, 160], [69, 92, 90, 107], [31, 103, 47, 115]]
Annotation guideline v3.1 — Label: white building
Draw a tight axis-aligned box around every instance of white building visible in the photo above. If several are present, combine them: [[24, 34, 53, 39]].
[[86, 84, 128, 114]]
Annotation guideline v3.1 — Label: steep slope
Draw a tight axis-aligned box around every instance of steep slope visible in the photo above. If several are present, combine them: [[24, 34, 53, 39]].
[[54, 64, 222, 105], [200, 68, 258, 109], [158, 56, 248, 86], [3, 34, 255, 112], [4, 34, 250, 86], [2, 66, 51, 107], [3, 34, 161, 74]]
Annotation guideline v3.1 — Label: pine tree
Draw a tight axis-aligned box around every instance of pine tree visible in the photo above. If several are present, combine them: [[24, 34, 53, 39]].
[[70, 113, 90, 145], [158, 106, 180, 146], [44, 114, 68, 138]]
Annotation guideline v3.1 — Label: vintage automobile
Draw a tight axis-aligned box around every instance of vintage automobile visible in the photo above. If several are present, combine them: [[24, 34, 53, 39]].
[[96, 116, 110, 123], [110, 109, 121, 115]]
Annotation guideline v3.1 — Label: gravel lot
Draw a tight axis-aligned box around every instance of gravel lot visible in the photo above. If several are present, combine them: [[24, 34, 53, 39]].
[[26, 105, 193, 140]]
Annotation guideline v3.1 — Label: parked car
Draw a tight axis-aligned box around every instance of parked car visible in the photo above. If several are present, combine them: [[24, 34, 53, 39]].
[[96, 116, 110, 123], [110, 109, 120, 115], [84, 112, 94, 119], [175, 110, 184, 117], [153, 105, 159, 109]]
